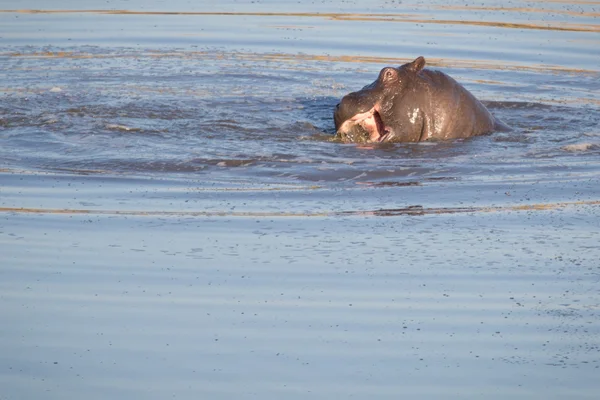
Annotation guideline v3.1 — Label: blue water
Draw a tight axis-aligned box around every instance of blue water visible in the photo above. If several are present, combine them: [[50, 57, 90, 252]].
[[1, 1, 599, 399]]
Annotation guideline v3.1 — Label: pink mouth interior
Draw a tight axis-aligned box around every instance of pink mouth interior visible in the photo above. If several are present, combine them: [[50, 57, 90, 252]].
[[339, 106, 392, 142], [359, 109, 387, 142]]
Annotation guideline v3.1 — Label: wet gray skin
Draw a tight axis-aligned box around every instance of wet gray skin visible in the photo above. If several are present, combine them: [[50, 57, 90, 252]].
[[334, 56, 509, 143]]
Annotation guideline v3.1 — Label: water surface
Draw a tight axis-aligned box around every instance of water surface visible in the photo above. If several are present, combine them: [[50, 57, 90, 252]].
[[1, 1, 599, 399]]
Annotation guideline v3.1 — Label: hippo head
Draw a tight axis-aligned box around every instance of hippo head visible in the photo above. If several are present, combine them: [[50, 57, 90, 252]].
[[334, 56, 426, 143]]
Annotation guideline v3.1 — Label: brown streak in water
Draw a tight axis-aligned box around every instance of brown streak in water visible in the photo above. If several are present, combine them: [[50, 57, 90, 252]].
[[6, 51, 76, 58], [2, 9, 598, 33], [572, 98, 600, 106], [253, 53, 599, 75], [333, 16, 600, 33], [187, 186, 323, 192], [356, 181, 421, 187], [540, 97, 600, 106], [1, 201, 598, 218], [6, 51, 595, 75], [472, 79, 510, 85]]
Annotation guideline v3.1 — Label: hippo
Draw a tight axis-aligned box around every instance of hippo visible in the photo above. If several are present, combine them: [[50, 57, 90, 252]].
[[334, 56, 509, 143]]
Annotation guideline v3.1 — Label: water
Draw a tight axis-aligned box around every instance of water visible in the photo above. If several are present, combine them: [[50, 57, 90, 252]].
[[1, 1, 599, 399]]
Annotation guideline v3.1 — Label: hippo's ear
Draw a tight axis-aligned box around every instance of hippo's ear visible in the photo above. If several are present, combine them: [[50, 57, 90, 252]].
[[408, 56, 426, 73]]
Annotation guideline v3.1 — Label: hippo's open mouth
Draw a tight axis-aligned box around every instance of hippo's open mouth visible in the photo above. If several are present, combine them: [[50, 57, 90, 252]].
[[337, 105, 394, 143]]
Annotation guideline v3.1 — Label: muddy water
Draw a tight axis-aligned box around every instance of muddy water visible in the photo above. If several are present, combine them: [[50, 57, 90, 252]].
[[1, 1, 599, 399]]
